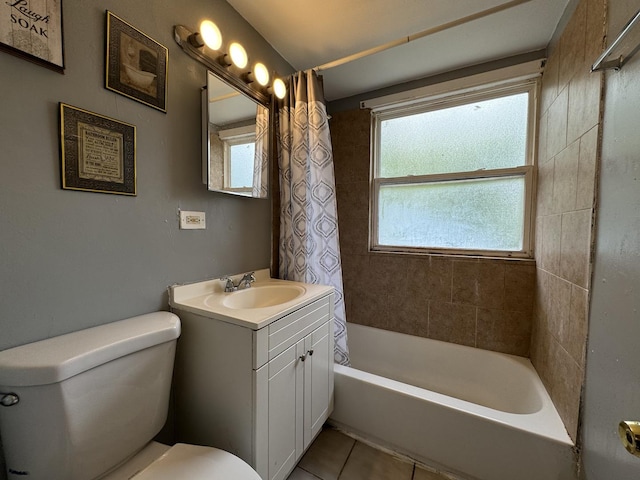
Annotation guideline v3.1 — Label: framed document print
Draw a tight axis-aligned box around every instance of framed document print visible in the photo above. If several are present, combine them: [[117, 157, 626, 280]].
[[0, 0, 65, 72], [105, 11, 167, 112], [60, 103, 136, 196]]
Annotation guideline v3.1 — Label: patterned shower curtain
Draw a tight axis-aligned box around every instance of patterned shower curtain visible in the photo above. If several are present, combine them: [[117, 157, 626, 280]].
[[252, 104, 269, 198], [277, 70, 349, 365]]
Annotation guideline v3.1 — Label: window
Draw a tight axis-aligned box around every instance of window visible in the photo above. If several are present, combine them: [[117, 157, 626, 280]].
[[370, 79, 538, 257], [224, 136, 255, 192], [218, 125, 256, 194]]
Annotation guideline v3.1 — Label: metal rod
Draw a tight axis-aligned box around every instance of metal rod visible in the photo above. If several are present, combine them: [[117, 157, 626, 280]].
[[314, 0, 534, 72], [591, 9, 640, 72]]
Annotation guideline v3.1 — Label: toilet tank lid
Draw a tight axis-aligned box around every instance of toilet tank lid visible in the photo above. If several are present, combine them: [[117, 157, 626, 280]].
[[0, 312, 181, 387]]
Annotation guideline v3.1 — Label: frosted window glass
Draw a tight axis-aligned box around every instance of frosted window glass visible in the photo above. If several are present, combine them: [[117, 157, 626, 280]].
[[229, 142, 255, 188], [378, 176, 525, 251], [379, 93, 528, 178]]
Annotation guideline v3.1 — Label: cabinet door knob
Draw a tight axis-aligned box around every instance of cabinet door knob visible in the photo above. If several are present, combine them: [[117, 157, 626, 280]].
[[299, 349, 314, 362]]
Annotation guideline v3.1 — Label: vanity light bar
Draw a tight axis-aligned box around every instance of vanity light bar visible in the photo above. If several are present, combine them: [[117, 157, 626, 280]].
[[174, 23, 286, 103]]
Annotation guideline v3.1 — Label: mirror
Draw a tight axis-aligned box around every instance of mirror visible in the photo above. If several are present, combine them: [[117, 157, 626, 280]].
[[203, 70, 270, 198]]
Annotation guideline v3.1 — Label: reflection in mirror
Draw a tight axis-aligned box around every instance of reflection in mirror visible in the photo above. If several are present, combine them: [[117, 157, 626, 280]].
[[204, 70, 269, 198]]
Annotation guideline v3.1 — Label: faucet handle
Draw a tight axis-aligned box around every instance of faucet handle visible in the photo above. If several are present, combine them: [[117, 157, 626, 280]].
[[240, 272, 256, 287], [220, 276, 236, 292]]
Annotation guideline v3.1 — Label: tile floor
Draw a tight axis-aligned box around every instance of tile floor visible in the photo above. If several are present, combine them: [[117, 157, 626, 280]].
[[286, 427, 452, 480]]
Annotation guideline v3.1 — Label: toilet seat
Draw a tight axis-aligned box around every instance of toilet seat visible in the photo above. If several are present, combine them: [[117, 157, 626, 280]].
[[132, 443, 262, 480]]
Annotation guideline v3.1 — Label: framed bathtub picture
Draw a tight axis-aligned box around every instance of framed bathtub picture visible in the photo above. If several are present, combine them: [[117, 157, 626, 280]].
[[105, 11, 167, 112], [0, 0, 65, 72], [59, 103, 137, 196]]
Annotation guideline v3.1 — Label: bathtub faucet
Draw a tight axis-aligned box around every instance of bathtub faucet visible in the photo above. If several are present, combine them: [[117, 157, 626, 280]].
[[221, 272, 256, 292]]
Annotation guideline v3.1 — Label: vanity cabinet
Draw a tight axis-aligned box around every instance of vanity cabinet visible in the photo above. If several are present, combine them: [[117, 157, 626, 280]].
[[172, 291, 334, 480]]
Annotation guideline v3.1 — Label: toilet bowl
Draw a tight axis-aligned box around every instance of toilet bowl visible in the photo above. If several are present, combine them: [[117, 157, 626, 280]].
[[102, 442, 261, 480], [0, 312, 260, 480]]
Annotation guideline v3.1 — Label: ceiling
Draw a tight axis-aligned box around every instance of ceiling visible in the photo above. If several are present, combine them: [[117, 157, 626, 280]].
[[226, 0, 571, 101]]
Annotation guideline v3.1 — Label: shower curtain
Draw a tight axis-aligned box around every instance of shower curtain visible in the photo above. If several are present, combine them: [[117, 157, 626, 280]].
[[277, 70, 349, 365], [252, 104, 269, 198]]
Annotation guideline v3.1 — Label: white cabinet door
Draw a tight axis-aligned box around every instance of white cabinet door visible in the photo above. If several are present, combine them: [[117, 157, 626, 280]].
[[267, 341, 304, 480], [266, 320, 333, 480], [303, 321, 332, 450]]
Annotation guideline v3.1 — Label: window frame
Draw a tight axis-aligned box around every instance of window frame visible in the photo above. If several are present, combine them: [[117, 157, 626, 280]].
[[369, 78, 539, 258]]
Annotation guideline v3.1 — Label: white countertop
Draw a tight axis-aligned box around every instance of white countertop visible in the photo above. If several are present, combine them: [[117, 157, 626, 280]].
[[169, 269, 334, 330]]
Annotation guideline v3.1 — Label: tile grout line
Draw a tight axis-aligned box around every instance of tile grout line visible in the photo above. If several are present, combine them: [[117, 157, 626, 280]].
[[298, 467, 324, 480], [295, 462, 325, 480], [335, 439, 358, 480]]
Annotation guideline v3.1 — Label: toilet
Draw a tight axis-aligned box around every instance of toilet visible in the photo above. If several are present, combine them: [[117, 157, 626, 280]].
[[0, 312, 261, 480]]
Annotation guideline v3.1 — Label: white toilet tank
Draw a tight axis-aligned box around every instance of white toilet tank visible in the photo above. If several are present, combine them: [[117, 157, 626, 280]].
[[0, 312, 181, 480]]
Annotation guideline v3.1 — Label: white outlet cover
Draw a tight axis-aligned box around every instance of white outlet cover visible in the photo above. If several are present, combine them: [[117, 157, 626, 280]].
[[179, 211, 206, 229]]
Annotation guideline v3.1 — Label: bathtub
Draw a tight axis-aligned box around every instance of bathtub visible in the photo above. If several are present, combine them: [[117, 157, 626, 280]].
[[328, 323, 576, 480]]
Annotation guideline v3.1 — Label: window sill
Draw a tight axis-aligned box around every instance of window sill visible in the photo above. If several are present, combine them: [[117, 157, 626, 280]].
[[368, 246, 535, 263]]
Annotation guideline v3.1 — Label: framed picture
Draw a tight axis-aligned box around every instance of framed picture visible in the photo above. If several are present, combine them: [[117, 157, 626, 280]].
[[59, 103, 136, 196], [0, 0, 65, 72], [105, 11, 167, 112]]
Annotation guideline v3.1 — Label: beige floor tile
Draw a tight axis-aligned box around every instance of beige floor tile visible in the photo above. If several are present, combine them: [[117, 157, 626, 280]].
[[297, 428, 355, 480], [287, 467, 322, 480], [339, 441, 413, 480], [413, 466, 451, 480]]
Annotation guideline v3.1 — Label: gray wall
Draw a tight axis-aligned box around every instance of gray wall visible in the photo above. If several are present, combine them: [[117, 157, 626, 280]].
[[581, 0, 640, 477], [0, 0, 292, 475]]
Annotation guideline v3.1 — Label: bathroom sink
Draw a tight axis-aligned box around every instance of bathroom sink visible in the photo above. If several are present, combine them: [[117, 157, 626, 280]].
[[218, 285, 306, 309], [169, 269, 333, 329]]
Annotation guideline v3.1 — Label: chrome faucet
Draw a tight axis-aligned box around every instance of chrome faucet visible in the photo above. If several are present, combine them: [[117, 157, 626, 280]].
[[220, 272, 256, 292]]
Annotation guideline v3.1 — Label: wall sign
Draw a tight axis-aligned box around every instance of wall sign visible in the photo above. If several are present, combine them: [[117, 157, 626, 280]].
[[0, 0, 64, 72], [60, 103, 137, 196]]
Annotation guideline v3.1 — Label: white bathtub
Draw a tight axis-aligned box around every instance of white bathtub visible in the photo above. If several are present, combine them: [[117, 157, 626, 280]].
[[329, 323, 576, 480]]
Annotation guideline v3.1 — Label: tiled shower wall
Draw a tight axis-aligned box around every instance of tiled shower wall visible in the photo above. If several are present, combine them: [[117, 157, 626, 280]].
[[531, 0, 605, 442], [331, 109, 536, 357], [330, 0, 604, 443]]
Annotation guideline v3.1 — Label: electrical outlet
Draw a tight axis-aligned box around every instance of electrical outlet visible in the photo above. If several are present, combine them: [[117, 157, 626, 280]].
[[179, 210, 206, 230]]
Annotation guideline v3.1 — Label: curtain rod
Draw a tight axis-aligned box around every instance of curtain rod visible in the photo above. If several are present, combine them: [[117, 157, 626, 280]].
[[313, 0, 534, 72]]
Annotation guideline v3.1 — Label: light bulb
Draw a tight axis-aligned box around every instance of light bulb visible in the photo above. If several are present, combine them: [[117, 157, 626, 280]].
[[253, 62, 270, 86], [229, 42, 248, 68], [199, 20, 222, 50], [273, 78, 286, 99]]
